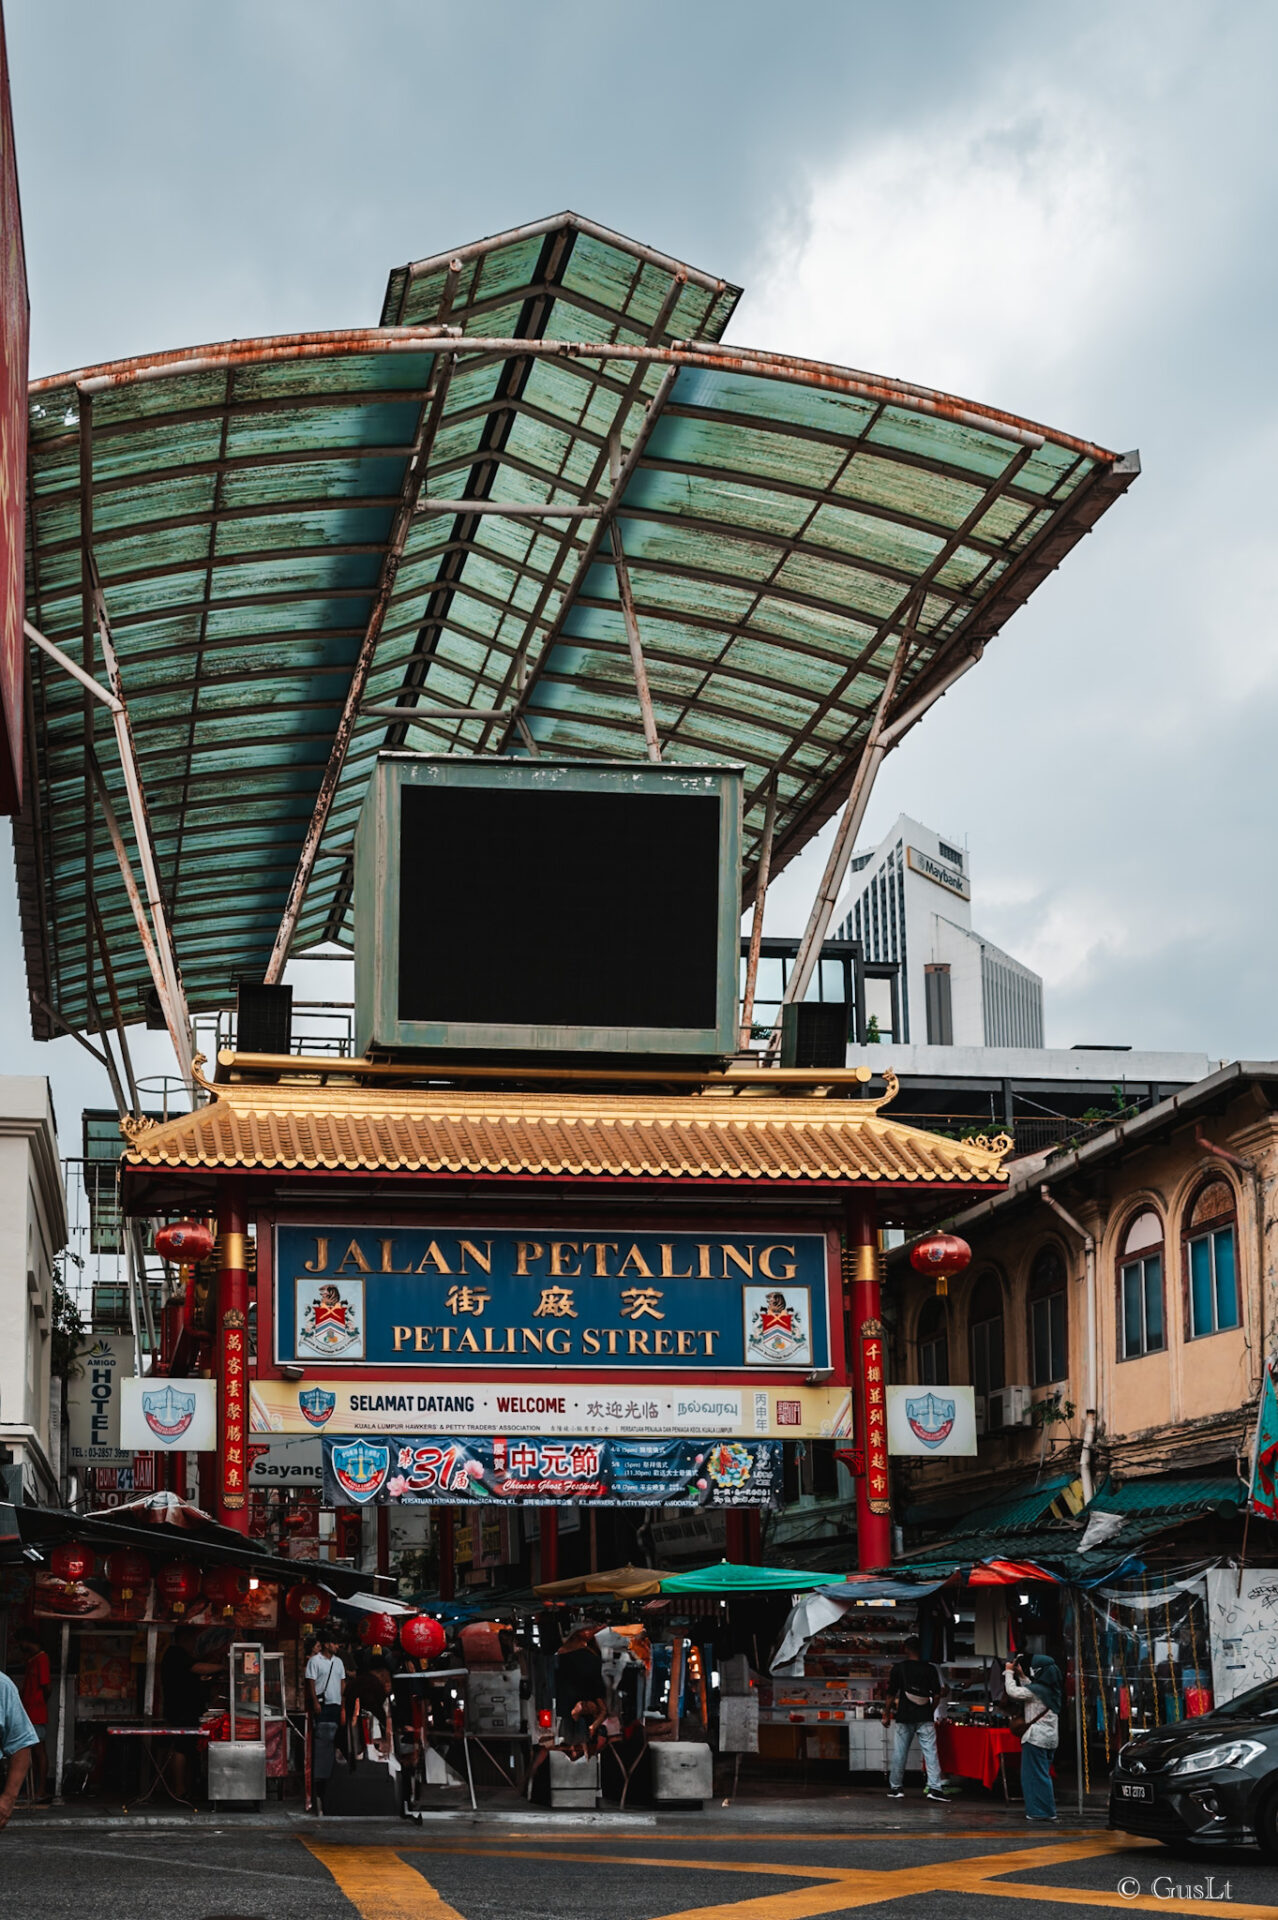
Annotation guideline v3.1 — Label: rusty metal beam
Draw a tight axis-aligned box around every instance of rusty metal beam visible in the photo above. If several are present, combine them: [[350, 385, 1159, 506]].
[[738, 778, 778, 1050], [35, 333, 1106, 463], [414, 498, 603, 519]]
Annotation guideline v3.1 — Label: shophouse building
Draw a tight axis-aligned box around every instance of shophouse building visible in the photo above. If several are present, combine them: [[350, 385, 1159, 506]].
[[890, 1061, 1278, 1523], [0, 1076, 67, 1507]]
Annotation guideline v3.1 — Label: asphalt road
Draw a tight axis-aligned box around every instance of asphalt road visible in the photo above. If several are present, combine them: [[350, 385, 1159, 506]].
[[1, 1810, 1273, 1920]]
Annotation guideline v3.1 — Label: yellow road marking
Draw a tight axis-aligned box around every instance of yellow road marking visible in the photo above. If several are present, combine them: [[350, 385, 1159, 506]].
[[405, 1845, 848, 1880], [307, 1827, 1276, 1920], [303, 1841, 467, 1920]]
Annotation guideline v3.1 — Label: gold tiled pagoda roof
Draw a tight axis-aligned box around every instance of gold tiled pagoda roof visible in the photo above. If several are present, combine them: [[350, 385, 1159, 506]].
[[121, 1082, 1011, 1187]]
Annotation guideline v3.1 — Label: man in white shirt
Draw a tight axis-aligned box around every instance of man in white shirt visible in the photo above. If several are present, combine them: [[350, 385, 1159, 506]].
[[304, 1632, 346, 1814]]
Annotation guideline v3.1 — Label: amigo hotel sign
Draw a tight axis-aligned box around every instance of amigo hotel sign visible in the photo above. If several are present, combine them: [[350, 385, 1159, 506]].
[[274, 1225, 832, 1373]]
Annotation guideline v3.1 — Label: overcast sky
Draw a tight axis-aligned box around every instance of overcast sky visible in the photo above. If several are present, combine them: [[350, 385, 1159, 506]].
[[3, 0, 1276, 1139]]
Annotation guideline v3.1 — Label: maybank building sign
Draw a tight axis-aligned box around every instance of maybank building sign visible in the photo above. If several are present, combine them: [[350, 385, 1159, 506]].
[[274, 1225, 832, 1373]]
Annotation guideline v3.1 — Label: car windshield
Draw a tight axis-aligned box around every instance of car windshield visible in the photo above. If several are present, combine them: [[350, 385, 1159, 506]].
[[1212, 1676, 1278, 1719]]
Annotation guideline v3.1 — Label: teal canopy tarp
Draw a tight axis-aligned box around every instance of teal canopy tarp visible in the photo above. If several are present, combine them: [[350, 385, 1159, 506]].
[[661, 1560, 836, 1594]]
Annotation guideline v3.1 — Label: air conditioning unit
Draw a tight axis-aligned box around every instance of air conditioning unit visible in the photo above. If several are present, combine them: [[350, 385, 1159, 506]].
[[973, 1394, 987, 1436], [988, 1386, 1034, 1429]]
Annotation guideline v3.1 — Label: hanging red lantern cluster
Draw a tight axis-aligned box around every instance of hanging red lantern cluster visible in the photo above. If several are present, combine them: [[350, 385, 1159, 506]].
[[155, 1560, 201, 1615], [909, 1231, 972, 1297], [203, 1567, 250, 1618], [50, 1542, 94, 1587], [154, 1218, 215, 1265], [284, 1583, 331, 1626], [400, 1615, 446, 1662], [357, 1612, 399, 1654]]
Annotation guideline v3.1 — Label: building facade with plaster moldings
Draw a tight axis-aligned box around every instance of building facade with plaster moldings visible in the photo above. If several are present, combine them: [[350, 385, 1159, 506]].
[[0, 1077, 67, 1506], [890, 1062, 1277, 1522]]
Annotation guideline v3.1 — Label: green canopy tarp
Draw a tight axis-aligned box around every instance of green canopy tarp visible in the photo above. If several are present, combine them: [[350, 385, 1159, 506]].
[[661, 1560, 837, 1594]]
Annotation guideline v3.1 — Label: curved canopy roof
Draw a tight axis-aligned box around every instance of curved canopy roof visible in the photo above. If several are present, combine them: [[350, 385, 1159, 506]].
[[18, 212, 1137, 1038]]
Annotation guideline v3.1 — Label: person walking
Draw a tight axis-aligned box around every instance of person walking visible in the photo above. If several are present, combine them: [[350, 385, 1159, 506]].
[[1004, 1654, 1061, 1822], [885, 1634, 948, 1801], [0, 1667, 40, 1829], [305, 1630, 347, 1814]]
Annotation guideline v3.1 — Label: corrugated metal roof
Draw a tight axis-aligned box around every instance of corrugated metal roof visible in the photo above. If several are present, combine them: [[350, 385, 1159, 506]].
[[119, 1078, 1013, 1186], [18, 212, 1138, 1036], [1090, 1477, 1243, 1516]]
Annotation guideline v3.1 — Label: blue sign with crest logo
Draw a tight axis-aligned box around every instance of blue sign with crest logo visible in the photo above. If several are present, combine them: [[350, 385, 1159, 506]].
[[276, 1225, 830, 1371]]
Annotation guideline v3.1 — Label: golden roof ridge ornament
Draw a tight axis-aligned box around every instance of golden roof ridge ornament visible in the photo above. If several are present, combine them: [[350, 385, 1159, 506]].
[[860, 1067, 900, 1114], [190, 1052, 219, 1097]]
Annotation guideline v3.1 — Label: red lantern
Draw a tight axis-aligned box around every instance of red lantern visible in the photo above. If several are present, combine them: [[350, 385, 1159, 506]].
[[50, 1542, 94, 1586], [909, 1231, 972, 1297], [154, 1218, 215, 1265], [284, 1583, 331, 1626], [155, 1560, 201, 1615], [203, 1567, 250, 1617], [400, 1615, 446, 1661], [104, 1549, 151, 1599], [357, 1612, 399, 1653]]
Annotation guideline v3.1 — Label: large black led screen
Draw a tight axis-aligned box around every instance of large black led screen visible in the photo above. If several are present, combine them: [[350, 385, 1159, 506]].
[[397, 786, 722, 1031]]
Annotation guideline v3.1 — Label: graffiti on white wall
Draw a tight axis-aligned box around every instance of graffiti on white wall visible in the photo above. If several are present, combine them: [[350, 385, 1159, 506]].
[[1207, 1568, 1278, 1702]]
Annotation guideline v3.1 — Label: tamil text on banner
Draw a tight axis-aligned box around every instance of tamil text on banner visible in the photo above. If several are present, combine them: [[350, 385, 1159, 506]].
[[886, 1384, 978, 1457], [321, 1434, 783, 1507], [1247, 1355, 1278, 1521], [252, 1375, 851, 1440], [276, 1224, 831, 1371], [120, 1377, 217, 1452], [66, 1335, 134, 1467]]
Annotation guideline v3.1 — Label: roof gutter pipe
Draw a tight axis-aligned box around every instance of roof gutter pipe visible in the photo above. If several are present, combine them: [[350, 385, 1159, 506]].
[[1194, 1127, 1265, 1396], [1040, 1184, 1097, 1503]]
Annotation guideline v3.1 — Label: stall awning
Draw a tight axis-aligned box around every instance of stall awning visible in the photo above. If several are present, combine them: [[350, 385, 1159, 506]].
[[661, 1560, 835, 1594], [15, 1502, 391, 1598], [771, 1573, 956, 1672], [535, 1564, 673, 1600]]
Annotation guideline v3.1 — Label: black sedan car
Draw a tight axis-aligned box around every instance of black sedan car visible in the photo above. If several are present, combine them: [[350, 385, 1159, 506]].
[[1110, 1674, 1278, 1857]]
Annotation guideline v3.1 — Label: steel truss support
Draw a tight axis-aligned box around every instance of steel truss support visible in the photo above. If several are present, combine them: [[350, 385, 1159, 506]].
[[606, 435, 662, 763], [738, 779, 778, 1049], [776, 444, 1036, 1026], [26, 617, 195, 1086], [265, 352, 456, 982]]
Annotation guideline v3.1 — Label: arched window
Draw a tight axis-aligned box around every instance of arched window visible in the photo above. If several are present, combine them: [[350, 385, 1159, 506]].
[[917, 1297, 948, 1386], [969, 1273, 1004, 1401], [1118, 1209, 1165, 1359], [1185, 1179, 1239, 1339], [1029, 1244, 1068, 1385]]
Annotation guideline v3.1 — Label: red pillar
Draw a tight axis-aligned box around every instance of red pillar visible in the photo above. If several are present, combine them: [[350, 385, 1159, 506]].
[[216, 1180, 250, 1534], [846, 1197, 892, 1571]]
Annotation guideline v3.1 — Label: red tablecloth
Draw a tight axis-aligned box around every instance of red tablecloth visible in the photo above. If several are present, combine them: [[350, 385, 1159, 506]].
[[937, 1721, 1021, 1790]]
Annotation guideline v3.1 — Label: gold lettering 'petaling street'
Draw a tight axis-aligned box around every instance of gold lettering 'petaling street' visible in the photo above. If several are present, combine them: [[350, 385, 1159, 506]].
[[391, 1325, 720, 1357], [301, 1234, 794, 1280]]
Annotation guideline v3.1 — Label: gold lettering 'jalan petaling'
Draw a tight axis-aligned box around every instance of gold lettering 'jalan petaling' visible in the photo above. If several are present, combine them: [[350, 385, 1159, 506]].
[[295, 1232, 795, 1280]]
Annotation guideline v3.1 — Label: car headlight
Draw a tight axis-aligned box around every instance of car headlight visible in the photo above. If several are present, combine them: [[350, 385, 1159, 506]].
[[1169, 1741, 1265, 1776]]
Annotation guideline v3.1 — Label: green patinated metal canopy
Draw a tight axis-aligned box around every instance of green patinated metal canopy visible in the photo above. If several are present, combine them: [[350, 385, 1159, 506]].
[[17, 212, 1137, 1037]]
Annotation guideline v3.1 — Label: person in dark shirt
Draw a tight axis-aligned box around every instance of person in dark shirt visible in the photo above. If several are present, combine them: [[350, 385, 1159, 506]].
[[553, 1628, 605, 1752], [885, 1635, 948, 1801], [160, 1624, 218, 1801]]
